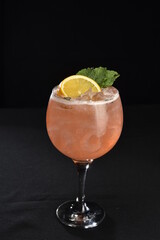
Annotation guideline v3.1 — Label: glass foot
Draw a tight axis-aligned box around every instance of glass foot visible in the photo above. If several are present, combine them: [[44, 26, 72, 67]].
[[56, 200, 105, 228]]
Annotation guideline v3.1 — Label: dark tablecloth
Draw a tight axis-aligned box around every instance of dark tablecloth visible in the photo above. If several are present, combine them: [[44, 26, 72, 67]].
[[0, 105, 160, 240]]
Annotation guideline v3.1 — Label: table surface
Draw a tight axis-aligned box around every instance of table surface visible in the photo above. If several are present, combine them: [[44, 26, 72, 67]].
[[0, 105, 160, 240]]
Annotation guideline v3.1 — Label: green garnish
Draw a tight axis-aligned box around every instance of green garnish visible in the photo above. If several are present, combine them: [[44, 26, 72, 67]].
[[76, 66, 120, 88]]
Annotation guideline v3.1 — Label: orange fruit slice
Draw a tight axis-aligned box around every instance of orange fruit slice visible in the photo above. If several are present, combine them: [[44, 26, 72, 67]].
[[59, 75, 101, 98]]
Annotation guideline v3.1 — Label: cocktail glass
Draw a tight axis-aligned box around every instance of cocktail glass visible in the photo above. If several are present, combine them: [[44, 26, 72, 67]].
[[46, 86, 123, 228]]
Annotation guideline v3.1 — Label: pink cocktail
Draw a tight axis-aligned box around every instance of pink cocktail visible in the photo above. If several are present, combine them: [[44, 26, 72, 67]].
[[46, 86, 123, 162], [46, 85, 123, 228]]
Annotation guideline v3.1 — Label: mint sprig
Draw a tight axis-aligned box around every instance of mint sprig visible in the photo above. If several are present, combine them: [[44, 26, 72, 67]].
[[76, 67, 120, 88]]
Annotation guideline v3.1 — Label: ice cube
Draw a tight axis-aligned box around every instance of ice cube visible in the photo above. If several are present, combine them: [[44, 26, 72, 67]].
[[102, 87, 118, 97], [92, 87, 118, 101], [76, 88, 95, 101], [75, 86, 118, 101], [92, 91, 107, 101]]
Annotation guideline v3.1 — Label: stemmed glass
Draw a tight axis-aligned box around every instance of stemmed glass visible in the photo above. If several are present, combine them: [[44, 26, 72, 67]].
[[46, 86, 123, 228]]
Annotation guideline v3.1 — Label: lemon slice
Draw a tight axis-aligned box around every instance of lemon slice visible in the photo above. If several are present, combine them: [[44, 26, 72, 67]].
[[60, 75, 101, 98]]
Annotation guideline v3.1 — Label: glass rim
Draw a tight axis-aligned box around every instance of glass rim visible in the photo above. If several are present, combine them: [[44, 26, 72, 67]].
[[50, 86, 120, 105]]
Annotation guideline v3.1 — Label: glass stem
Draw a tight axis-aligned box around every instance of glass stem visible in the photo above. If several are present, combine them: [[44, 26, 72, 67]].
[[75, 162, 90, 213]]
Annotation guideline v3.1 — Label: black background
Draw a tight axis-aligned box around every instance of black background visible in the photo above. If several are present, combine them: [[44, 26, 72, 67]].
[[1, 2, 160, 240], [1, 1, 160, 107]]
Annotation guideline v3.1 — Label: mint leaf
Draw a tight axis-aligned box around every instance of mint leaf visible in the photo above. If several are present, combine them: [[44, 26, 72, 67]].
[[76, 67, 120, 87]]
